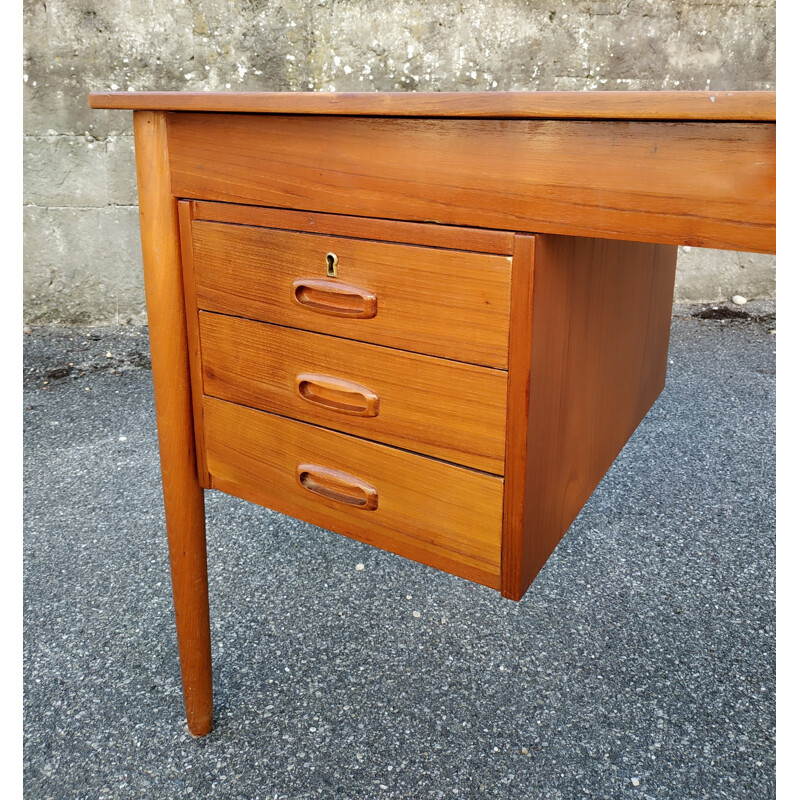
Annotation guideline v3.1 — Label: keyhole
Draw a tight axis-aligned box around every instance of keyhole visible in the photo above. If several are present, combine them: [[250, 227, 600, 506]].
[[326, 252, 338, 278]]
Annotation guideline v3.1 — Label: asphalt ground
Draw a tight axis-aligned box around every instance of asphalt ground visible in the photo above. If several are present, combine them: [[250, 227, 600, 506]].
[[23, 302, 776, 800]]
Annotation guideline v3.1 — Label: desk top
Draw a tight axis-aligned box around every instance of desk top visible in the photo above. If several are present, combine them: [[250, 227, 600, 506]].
[[88, 90, 775, 121], [95, 91, 775, 254]]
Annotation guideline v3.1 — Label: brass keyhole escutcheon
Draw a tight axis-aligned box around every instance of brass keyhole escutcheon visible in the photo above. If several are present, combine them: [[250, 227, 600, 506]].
[[326, 252, 339, 278]]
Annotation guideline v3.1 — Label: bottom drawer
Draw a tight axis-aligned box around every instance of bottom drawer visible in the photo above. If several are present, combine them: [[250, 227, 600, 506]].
[[203, 396, 503, 589]]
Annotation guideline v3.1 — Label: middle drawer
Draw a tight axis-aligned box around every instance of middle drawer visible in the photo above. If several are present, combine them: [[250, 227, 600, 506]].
[[199, 312, 508, 475]]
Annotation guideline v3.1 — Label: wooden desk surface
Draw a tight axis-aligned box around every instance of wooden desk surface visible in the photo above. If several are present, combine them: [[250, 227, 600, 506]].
[[90, 91, 775, 735], [89, 90, 775, 121], [90, 91, 775, 254]]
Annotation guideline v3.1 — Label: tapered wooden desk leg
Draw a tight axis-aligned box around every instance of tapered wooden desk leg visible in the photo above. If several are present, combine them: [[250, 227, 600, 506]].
[[133, 111, 213, 736]]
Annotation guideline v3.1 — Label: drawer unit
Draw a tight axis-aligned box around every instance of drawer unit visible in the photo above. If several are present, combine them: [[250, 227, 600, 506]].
[[178, 201, 521, 597], [179, 199, 679, 608], [198, 312, 508, 474], [175, 192, 681, 617], [190, 218, 513, 369], [204, 396, 504, 589]]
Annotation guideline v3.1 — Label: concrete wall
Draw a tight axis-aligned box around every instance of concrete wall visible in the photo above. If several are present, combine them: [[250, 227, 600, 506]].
[[23, 0, 776, 325]]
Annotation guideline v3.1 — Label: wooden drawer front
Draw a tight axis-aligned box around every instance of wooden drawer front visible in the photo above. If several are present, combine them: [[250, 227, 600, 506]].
[[199, 312, 507, 475], [190, 220, 512, 369], [203, 397, 503, 589]]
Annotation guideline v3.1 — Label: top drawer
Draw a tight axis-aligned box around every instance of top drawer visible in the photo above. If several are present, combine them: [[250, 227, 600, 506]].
[[189, 220, 513, 369]]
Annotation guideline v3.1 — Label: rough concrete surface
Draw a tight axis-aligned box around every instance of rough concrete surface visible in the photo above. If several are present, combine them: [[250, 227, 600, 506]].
[[23, 1, 775, 324], [23, 303, 775, 799]]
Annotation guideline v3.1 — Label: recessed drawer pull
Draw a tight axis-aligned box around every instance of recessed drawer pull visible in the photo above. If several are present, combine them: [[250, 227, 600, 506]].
[[296, 373, 380, 417], [292, 278, 377, 318], [296, 464, 379, 510]]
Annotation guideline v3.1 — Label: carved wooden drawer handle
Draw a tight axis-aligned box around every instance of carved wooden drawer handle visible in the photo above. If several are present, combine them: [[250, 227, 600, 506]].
[[296, 464, 379, 510], [292, 278, 377, 318], [296, 373, 380, 417]]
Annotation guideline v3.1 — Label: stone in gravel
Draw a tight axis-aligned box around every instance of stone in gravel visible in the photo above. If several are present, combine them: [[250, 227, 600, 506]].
[[632, 777, 641, 786], [355, 563, 364, 571], [732, 295, 748, 305]]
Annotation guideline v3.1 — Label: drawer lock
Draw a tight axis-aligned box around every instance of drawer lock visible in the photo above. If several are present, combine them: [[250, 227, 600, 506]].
[[325, 252, 339, 277]]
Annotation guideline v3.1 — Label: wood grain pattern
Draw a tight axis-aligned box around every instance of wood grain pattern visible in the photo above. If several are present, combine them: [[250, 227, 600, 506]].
[[190, 201, 515, 255], [168, 113, 775, 253], [199, 312, 508, 474], [203, 397, 504, 589], [89, 90, 776, 121], [508, 235, 678, 600], [133, 112, 213, 735], [191, 220, 513, 368]]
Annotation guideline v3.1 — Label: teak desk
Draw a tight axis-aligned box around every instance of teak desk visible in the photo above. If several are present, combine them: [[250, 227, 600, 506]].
[[89, 91, 776, 736]]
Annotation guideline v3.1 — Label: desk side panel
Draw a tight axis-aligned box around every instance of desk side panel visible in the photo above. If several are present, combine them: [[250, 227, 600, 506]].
[[504, 234, 678, 600], [167, 113, 775, 254]]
